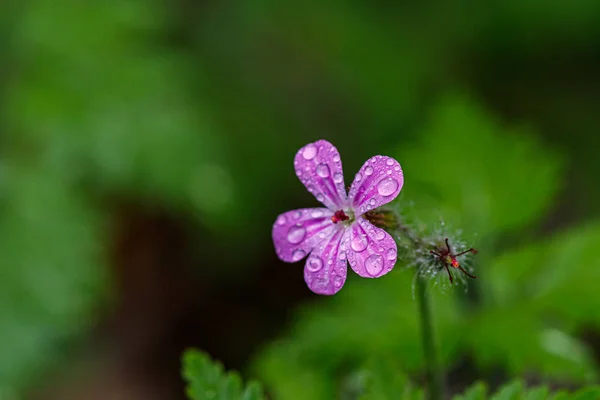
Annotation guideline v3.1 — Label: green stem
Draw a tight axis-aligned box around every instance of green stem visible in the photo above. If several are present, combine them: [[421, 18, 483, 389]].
[[416, 275, 444, 400]]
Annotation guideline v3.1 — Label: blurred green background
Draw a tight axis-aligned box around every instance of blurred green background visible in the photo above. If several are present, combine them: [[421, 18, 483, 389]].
[[1, 1, 600, 399]]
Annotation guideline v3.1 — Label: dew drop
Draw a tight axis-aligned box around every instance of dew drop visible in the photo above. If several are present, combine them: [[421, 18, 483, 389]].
[[350, 232, 368, 252], [365, 254, 384, 276], [377, 178, 399, 196], [375, 230, 385, 241], [302, 144, 317, 160], [386, 248, 397, 261], [293, 211, 302, 219], [316, 163, 330, 178], [333, 275, 344, 288], [355, 172, 363, 182], [387, 170, 392, 175], [386, 158, 394, 166], [296, 169, 302, 177], [307, 256, 324, 272], [287, 225, 306, 244], [333, 154, 340, 162], [311, 209, 324, 218], [333, 172, 344, 184], [292, 249, 306, 261], [394, 165, 401, 171], [276, 215, 286, 225], [316, 194, 325, 202], [369, 198, 377, 207], [365, 166, 374, 176]]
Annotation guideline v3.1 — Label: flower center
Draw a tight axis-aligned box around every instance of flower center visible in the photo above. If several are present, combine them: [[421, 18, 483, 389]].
[[331, 210, 350, 224]]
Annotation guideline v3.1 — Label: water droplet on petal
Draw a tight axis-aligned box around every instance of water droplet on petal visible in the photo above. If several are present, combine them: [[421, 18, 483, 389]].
[[387, 170, 392, 175], [333, 172, 344, 184], [394, 165, 401, 171], [375, 230, 385, 241], [365, 254, 384, 276], [302, 144, 317, 160], [386, 158, 394, 166], [369, 198, 377, 207], [307, 256, 324, 272], [316, 194, 325, 202], [333, 275, 343, 288], [316, 163, 330, 178], [355, 173, 363, 182], [333, 154, 340, 162], [276, 215, 286, 225], [377, 178, 399, 196], [350, 232, 368, 252], [292, 249, 306, 261], [293, 211, 302, 219], [386, 248, 397, 261], [365, 166, 374, 176], [311, 210, 324, 218], [287, 225, 306, 244]]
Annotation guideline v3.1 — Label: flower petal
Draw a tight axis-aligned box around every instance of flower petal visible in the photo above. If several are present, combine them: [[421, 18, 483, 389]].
[[304, 228, 348, 295], [348, 155, 404, 215], [294, 140, 348, 210], [272, 208, 337, 263], [346, 217, 398, 278]]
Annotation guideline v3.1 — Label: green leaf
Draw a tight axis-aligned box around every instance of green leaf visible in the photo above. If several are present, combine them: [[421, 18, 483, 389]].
[[571, 387, 600, 400], [396, 93, 563, 237], [358, 358, 422, 400], [525, 386, 550, 400], [452, 381, 488, 400], [0, 165, 106, 391], [182, 349, 265, 400], [489, 379, 524, 400]]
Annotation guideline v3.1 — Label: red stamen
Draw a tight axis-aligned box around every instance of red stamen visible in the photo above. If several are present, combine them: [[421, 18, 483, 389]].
[[451, 257, 460, 268], [331, 210, 349, 224]]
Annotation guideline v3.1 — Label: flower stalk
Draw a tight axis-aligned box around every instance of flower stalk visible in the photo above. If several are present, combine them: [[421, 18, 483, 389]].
[[416, 275, 444, 400]]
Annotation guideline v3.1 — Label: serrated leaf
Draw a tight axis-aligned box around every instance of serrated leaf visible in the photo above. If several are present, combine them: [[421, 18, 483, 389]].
[[182, 349, 265, 400]]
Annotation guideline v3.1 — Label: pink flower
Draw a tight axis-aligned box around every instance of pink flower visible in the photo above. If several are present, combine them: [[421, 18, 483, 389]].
[[272, 140, 404, 295]]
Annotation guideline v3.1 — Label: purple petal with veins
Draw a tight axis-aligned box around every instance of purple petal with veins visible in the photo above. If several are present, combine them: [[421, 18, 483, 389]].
[[304, 229, 348, 295], [294, 140, 348, 210], [346, 217, 398, 278], [348, 155, 403, 215], [272, 208, 337, 263]]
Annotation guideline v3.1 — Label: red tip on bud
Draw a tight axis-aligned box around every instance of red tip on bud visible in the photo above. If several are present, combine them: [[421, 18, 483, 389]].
[[451, 258, 460, 268]]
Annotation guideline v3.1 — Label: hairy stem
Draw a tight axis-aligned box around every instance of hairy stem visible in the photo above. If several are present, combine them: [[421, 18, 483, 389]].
[[416, 275, 444, 400]]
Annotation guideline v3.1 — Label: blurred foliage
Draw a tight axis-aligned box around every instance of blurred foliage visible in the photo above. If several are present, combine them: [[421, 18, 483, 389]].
[[1, 0, 600, 398], [183, 349, 600, 400], [183, 349, 265, 400]]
